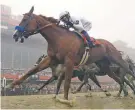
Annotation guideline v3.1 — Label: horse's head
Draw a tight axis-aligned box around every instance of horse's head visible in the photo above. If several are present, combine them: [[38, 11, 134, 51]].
[[13, 6, 51, 43]]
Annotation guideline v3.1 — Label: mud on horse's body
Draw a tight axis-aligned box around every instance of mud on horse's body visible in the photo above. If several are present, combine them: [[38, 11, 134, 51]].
[[8, 6, 135, 104]]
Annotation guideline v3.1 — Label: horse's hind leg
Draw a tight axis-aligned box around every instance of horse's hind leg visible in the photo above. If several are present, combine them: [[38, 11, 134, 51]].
[[105, 66, 128, 97], [116, 68, 128, 97], [55, 73, 64, 98], [72, 74, 88, 94], [89, 74, 111, 96], [131, 78, 135, 88], [132, 81, 135, 88], [6, 56, 52, 89], [110, 55, 135, 79], [124, 77, 135, 95]]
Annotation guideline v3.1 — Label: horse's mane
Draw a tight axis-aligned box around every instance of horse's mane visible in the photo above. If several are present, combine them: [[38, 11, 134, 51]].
[[39, 15, 69, 30], [39, 15, 58, 23]]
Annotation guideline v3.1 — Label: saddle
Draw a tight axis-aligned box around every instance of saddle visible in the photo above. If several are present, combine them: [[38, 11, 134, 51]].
[[73, 31, 101, 46], [73, 31, 102, 68]]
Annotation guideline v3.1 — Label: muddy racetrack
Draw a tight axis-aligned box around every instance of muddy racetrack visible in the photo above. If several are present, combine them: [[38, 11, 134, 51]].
[[1, 91, 135, 109]]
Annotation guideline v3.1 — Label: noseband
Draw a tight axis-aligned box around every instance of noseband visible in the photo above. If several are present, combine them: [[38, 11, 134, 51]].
[[15, 14, 52, 37]]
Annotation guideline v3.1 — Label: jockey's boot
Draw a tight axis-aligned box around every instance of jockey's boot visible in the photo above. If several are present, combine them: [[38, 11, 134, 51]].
[[81, 30, 95, 48]]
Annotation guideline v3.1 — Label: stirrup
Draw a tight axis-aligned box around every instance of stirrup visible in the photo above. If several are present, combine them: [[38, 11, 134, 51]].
[[85, 46, 90, 51]]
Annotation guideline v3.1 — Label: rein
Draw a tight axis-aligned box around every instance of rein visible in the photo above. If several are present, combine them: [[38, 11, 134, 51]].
[[15, 13, 53, 36], [33, 23, 53, 35]]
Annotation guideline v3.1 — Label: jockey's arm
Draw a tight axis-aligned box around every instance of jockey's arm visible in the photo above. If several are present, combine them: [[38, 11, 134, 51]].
[[70, 16, 84, 32]]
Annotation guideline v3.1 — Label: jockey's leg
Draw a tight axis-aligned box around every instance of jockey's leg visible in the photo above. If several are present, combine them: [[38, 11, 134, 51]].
[[81, 30, 95, 47]]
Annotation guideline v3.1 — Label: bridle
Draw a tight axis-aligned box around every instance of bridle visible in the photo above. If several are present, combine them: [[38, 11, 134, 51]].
[[15, 14, 52, 38]]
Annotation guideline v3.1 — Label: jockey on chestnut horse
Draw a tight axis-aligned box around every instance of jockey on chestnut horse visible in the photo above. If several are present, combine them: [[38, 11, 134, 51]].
[[7, 6, 135, 105], [58, 11, 95, 48]]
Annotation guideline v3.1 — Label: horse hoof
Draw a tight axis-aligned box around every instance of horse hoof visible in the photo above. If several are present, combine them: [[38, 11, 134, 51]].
[[69, 97, 76, 107], [56, 97, 76, 107]]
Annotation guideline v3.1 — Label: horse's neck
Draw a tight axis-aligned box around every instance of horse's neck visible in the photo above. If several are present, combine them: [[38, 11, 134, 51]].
[[36, 17, 59, 46], [38, 18, 75, 47], [40, 27, 59, 45]]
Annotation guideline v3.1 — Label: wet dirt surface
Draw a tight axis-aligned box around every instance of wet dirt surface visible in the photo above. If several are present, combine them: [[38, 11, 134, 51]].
[[1, 92, 135, 109]]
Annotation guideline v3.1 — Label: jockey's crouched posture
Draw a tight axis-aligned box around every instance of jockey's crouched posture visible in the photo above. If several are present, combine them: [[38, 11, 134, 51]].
[[58, 11, 95, 48]]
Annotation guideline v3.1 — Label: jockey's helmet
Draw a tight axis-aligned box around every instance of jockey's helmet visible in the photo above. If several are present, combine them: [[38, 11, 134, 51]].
[[59, 11, 70, 21]]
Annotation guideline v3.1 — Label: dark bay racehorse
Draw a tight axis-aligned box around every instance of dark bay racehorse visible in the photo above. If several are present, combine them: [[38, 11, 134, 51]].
[[75, 63, 135, 96], [8, 6, 135, 103], [35, 55, 135, 97], [34, 55, 111, 96]]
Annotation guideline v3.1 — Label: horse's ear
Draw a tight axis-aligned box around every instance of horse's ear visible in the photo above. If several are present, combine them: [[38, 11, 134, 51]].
[[29, 6, 34, 14]]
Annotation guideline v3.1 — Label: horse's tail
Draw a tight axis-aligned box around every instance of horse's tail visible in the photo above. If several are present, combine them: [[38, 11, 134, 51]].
[[125, 56, 135, 74], [129, 64, 135, 75]]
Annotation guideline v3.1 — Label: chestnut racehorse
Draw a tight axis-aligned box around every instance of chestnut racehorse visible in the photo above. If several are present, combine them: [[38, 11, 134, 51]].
[[8, 6, 135, 104]]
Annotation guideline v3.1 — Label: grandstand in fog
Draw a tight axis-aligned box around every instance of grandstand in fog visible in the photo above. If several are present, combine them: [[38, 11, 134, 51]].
[[1, 4, 48, 70]]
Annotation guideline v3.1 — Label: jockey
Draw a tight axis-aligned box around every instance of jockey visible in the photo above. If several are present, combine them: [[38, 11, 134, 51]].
[[58, 11, 95, 48]]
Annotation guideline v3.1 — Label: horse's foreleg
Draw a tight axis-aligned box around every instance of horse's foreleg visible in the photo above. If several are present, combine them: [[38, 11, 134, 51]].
[[72, 74, 88, 94], [72, 81, 85, 94], [55, 56, 75, 106], [7, 56, 52, 89], [64, 56, 74, 100], [76, 82, 86, 92], [37, 76, 57, 92], [87, 83, 92, 91], [89, 74, 101, 88], [55, 73, 64, 98]]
